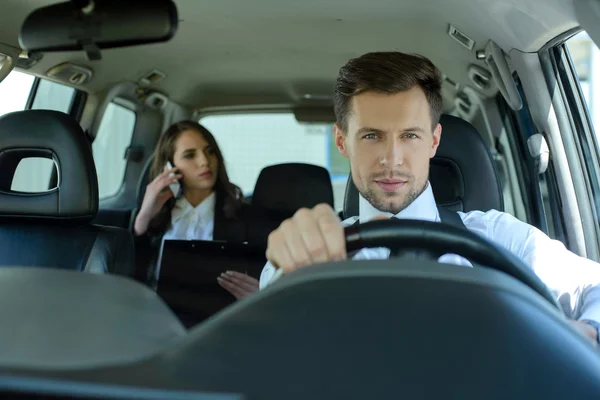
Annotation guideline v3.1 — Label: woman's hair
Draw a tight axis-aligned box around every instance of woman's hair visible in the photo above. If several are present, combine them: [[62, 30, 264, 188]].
[[146, 120, 243, 236]]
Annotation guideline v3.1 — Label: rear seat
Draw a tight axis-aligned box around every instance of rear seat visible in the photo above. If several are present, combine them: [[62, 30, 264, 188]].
[[130, 161, 334, 326], [129, 156, 155, 233], [133, 159, 335, 234], [248, 163, 335, 242], [131, 160, 334, 283]]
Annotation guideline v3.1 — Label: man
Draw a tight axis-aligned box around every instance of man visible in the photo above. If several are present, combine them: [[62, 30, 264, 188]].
[[260, 51, 600, 344]]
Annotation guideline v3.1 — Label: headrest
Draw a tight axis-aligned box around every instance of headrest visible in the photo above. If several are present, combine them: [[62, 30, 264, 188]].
[[0, 110, 98, 221], [343, 114, 504, 218], [253, 163, 334, 213]]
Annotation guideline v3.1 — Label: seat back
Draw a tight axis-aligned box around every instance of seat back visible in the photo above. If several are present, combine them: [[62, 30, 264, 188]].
[[0, 110, 134, 276], [343, 114, 504, 218], [46, 260, 600, 399], [253, 163, 335, 214], [128, 155, 154, 232], [0, 268, 185, 370], [249, 163, 335, 241]]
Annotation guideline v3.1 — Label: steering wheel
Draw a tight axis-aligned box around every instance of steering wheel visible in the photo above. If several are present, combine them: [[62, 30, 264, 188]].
[[344, 219, 561, 309]]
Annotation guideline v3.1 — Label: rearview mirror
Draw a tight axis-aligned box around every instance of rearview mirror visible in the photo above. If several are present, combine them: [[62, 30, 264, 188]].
[[18, 0, 178, 61]]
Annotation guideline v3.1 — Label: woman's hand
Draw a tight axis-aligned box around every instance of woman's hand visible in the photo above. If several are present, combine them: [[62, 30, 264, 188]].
[[134, 167, 182, 236], [218, 271, 260, 300]]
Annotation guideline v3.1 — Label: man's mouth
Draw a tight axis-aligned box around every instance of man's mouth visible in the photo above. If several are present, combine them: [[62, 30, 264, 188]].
[[374, 178, 407, 192]]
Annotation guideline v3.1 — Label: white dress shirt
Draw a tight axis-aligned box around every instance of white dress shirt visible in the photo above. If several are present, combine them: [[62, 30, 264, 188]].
[[162, 192, 216, 241], [154, 192, 216, 280], [259, 182, 600, 323]]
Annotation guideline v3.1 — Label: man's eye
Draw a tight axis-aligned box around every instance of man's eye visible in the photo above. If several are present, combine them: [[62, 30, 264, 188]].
[[364, 133, 378, 140], [405, 133, 419, 139]]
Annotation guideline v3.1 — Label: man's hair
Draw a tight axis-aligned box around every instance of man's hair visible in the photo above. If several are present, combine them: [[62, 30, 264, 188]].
[[334, 52, 443, 132]]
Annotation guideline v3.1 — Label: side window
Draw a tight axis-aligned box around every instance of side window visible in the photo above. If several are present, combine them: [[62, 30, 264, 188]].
[[566, 32, 598, 129], [30, 78, 76, 113], [0, 71, 35, 115], [200, 113, 350, 211], [561, 31, 600, 257], [92, 102, 137, 199], [5, 71, 78, 193]]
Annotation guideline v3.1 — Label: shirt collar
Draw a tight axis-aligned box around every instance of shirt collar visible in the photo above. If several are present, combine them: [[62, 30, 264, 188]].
[[358, 182, 439, 223], [172, 191, 216, 223]]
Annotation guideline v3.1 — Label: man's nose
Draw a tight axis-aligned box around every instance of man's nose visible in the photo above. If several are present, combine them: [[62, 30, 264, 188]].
[[381, 138, 404, 166]]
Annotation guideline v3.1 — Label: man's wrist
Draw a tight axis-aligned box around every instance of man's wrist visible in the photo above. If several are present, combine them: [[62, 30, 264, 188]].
[[581, 319, 600, 343]]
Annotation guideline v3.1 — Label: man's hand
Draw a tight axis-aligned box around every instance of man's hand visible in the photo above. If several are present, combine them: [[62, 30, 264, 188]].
[[569, 320, 598, 345], [218, 271, 259, 300], [265, 203, 347, 274]]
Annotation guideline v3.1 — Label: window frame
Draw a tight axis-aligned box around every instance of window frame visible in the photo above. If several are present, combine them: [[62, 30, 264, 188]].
[[496, 88, 545, 231], [24, 77, 40, 109], [27, 77, 78, 114], [499, 79, 570, 243], [538, 29, 600, 260], [92, 99, 138, 201]]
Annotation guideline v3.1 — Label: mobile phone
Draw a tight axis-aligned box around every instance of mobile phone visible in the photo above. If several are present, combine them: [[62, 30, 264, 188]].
[[165, 161, 180, 196]]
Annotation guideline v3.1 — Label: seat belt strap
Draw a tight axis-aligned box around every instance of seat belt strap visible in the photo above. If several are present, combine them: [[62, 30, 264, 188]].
[[436, 206, 467, 230]]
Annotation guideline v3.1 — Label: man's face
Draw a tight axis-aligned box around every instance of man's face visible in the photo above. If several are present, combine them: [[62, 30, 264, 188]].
[[335, 87, 442, 214]]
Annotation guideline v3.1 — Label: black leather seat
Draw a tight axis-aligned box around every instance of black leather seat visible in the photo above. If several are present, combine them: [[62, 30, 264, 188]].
[[343, 114, 504, 218], [0, 110, 134, 276], [129, 156, 154, 232], [249, 163, 335, 238], [252, 163, 333, 225], [40, 259, 600, 399], [253, 163, 334, 215]]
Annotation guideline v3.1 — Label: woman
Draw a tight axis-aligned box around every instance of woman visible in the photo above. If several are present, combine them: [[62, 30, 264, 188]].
[[134, 120, 258, 299]]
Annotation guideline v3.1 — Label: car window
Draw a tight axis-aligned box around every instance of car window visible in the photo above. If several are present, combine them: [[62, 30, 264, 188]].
[[92, 102, 137, 199], [561, 30, 600, 258], [0, 70, 35, 115], [200, 113, 350, 211], [5, 71, 77, 193], [30, 78, 76, 112], [566, 31, 600, 132]]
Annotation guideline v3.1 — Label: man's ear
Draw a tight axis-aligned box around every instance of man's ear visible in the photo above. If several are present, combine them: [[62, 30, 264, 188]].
[[430, 123, 442, 158], [334, 124, 349, 158]]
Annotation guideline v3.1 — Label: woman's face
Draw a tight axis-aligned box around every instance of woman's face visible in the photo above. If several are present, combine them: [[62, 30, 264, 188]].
[[172, 129, 219, 192]]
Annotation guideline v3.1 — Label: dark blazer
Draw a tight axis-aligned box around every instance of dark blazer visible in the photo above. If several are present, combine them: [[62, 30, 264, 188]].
[[133, 193, 268, 286]]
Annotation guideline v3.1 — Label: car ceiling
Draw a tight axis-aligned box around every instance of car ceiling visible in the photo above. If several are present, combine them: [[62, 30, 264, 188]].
[[0, 0, 580, 111]]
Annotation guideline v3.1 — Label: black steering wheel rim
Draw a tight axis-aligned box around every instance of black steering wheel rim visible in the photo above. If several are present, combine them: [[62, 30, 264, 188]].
[[344, 219, 561, 309]]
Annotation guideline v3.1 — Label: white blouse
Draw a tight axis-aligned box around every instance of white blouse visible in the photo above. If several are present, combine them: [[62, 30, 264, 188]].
[[162, 192, 216, 241]]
